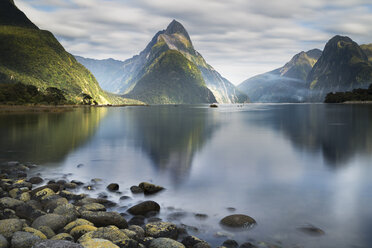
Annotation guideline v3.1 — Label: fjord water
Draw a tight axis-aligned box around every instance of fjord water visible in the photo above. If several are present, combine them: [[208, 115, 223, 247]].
[[1, 104, 372, 247]]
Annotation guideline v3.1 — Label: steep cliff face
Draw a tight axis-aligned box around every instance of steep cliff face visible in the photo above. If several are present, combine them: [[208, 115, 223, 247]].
[[307, 36, 372, 102]]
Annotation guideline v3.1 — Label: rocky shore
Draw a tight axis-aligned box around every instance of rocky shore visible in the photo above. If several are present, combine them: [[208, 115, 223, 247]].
[[0, 161, 260, 248]]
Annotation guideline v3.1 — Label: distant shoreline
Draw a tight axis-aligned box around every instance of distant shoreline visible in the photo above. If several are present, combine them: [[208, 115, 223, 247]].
[[0, 104, 147, 114]]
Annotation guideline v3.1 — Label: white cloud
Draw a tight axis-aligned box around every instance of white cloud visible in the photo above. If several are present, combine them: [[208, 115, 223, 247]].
[[15, 0, 372, 85]]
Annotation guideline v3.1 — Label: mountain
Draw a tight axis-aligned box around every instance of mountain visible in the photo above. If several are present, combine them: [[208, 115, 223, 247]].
[[361, 44, 372, 62], [307, 36, 372, 102], [125, 50, 216, 104], [76, 20, 248, 104], [238, 49, 322, 102], [0, 0, 139, 105]]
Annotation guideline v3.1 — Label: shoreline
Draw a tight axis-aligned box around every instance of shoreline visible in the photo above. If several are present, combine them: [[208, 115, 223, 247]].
[[0, 161, 267, 248], [0, 104, 147, 114]]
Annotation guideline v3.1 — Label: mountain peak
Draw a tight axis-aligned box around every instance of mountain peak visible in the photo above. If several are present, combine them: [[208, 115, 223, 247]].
[[0, 0, 38, 29], [165, 20, 191, 40]]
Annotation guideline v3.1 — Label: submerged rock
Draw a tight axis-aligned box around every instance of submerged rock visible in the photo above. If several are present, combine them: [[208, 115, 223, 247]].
[[130, 186, 144, 194], [107, 183, 119, 192], [138, 182, 164, 195], [127, 201, 160, 216], [222, 239, 239, 248], [297, 225, 325, 236], [220, 214, 256, 229]]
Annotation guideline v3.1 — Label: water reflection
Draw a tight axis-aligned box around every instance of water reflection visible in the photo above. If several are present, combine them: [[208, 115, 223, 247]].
[[0, 107, 106, 164], [246, 104, 372, 167], [122, 106, 219, 183]]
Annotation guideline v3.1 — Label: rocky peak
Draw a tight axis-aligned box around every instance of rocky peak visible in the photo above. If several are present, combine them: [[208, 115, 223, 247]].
[[306, 49, 322, 60], [165, 19, 191, 41]]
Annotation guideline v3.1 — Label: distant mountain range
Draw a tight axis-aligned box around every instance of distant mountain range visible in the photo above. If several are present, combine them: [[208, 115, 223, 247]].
[[238, 49, 322, 102], [0, 0, 139, 105], [76, 20, 248, 104], [239, 36, 372, 102]]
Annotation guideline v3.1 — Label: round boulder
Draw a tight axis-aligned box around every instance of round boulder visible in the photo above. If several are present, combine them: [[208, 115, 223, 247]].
[[79, 203, 106, 212], [0, 234, 8, 248], [28, 177, 43, 185], [0, 218, 26, 239], [220, 214, 256, 229], [11, 231, 42, 248], [150, 238, 185, 248], [32, 214, 69, 232], [80, 238, 119, 248], [80, 211, 128, 229], [70, 225, 97, 240], [127, 201, 160, 216], [139, 182, 164, 195], [63, 219, 94, 233], [78, 226, 129, 244], [145, 222, 178, 239], [107, 183, 119, 192], [53, 204, 79, 223], [32, 240, 83, 248]]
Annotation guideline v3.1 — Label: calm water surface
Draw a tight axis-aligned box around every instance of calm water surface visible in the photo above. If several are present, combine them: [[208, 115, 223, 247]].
[[1, 104, 372, 247]]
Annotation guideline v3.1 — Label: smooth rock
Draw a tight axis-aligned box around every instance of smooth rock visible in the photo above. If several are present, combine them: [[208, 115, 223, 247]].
[[80, 238, 119, 248], [127, 201, 160, 216], [181, 236, 203, 248], [37, 226, 55, 239], [149, 238, 185, 248], [80, 211, 128, 228], [79, 203, 106, 212], [138, 182, 164, 195], [63, 219, 94, 233], [34, 189, 55, 201], [222, 239, 239, 248], [0, 218, 25, 239], [28, 177, 43, 185], [194, 242, 212, 248], [50, 233, 74, 241], [0, 197, 24, 210], [0, 234, 8, 248], [128, 216, 145, 226], [32, 214, 69, 232], [220, 215, 256, 229], [130, 186, 144, 194], [41, 195, 68, 212], [70, 225, 97, 241], [11, 231, 41, 248], [145, 222, 178, 239], [53, 204, 79, 223], [15, 204, 45, 222], [23, 227, 47, 240], [107, 183, 119, 192], [32, 240, 83, 248], [297, 225, 325, 236], [78, 226, 129, 244], [128, 225, 145, 240]]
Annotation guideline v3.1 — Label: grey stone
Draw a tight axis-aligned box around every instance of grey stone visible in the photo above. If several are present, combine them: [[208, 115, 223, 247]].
[[145, 222, 178, 239], [127, 201, 160, 216], [150, 238, 185, 248], [11, 231, 41, 248], [80, 211, 128, 229], [32, 214, 69, 232], [32, 240, 83, 248]]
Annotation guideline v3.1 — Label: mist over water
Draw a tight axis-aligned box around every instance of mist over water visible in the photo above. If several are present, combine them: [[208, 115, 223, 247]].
[[1, 104, 372, 247]]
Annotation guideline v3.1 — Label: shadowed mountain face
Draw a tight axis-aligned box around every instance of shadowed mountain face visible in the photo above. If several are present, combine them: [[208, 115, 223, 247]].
[[307, 36, 372, 102], [0, 1, 137, 105], [0, 0, 38, 29], [238, 49, 322, 102], [76, 20, 248, 104]]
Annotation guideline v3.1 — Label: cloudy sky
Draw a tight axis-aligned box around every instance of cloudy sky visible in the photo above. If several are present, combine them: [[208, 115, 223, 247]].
[[16, 0, 372, 85]]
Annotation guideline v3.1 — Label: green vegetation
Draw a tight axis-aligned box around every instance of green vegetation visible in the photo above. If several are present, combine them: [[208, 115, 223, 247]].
[[324, 84, 372, 103], [361, 44, 372, 62], [0, 1, 143, 106], [125, 50, 216, 104]]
